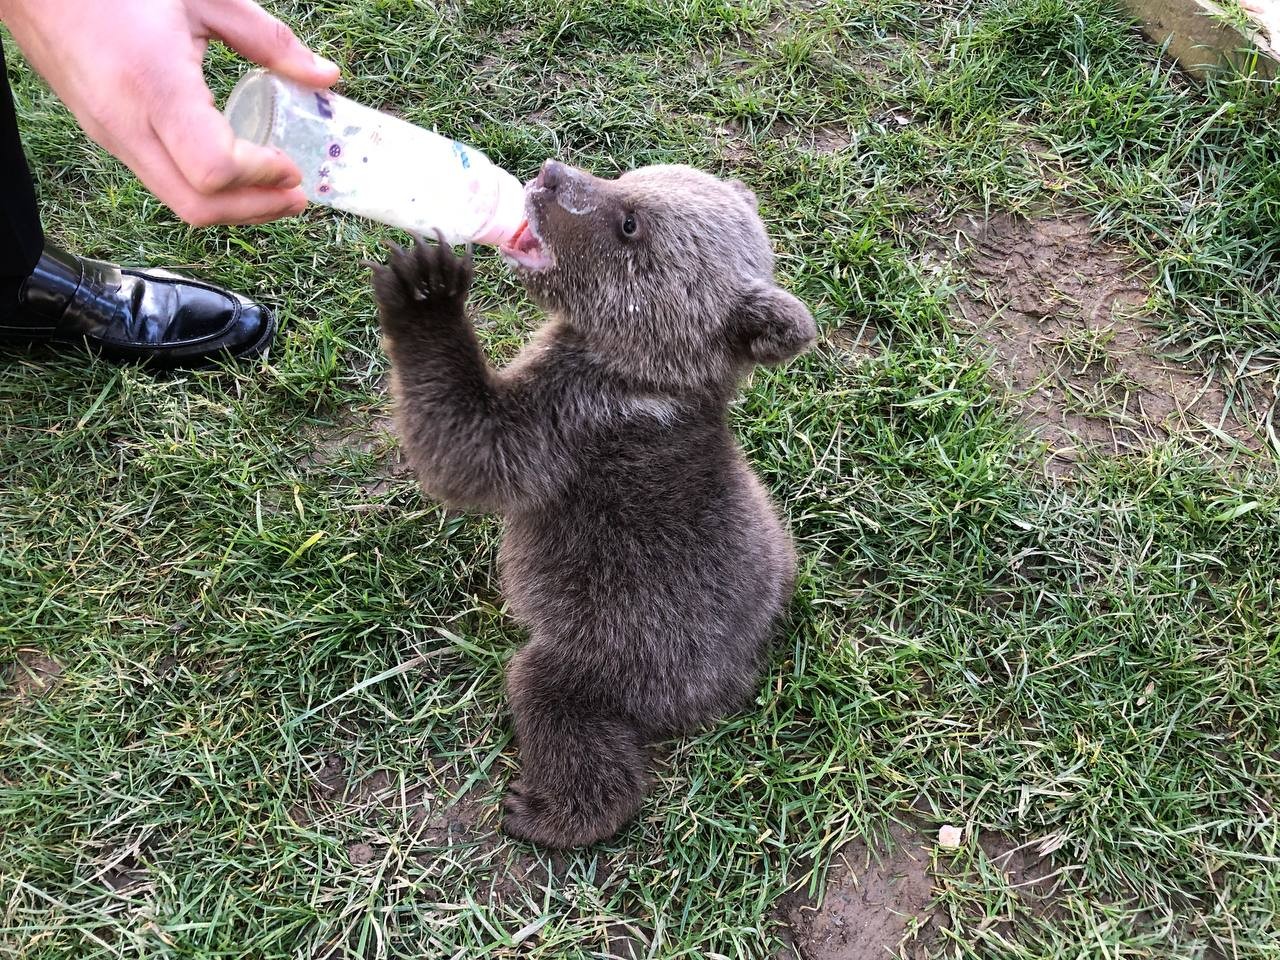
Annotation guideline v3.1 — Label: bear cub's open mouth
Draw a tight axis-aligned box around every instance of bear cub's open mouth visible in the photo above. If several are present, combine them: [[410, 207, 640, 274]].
[[500, 213, 552, 272]]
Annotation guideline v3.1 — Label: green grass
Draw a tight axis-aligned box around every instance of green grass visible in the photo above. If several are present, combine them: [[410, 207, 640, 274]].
[[2, 0, 1278, 957]]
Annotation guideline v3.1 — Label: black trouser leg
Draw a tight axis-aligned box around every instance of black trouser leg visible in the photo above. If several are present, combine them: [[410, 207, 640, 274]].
[[0, 41, 45, 321]]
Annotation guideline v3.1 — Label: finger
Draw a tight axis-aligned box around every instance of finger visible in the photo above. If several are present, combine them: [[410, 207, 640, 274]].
[[148, 61, 301, 195], [203, 0, 340, 87], [232, 193, 309, 225], [116, 129, 307, 225]]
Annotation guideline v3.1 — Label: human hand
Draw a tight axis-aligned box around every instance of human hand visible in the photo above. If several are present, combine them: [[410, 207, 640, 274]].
[[0, 0, 340, 225]]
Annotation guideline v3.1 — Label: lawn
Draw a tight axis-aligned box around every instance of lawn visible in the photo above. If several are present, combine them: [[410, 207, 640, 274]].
[[1, 0, 1278, 957]]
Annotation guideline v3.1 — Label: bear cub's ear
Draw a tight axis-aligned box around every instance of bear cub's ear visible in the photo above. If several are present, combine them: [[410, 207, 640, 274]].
[[732, 281, 817, 365], [728, 179, 759, 211]]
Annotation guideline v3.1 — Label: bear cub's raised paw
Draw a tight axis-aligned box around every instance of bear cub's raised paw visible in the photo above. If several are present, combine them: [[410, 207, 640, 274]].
[[366, 230, 474, 331]]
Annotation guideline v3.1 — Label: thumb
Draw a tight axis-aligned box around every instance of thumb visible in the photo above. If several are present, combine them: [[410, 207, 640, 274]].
[[204, 0, 340, 87]]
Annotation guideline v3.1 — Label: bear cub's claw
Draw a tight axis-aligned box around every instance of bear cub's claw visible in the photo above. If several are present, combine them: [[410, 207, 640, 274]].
[[367, 230, 474, 328]]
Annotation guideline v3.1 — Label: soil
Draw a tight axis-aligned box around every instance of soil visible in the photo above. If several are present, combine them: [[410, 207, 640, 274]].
[[775, 821, 944, 960], [298, 411, 409, 500], [602, 922, 650, 960], [767, 119, 855, 154], [828, 321, 882, 361], [100, 851, 150, 895], [718, 117, 854, 163], [934, 212, 1265, 474], [2, 648, 63, 707], [810, 125, 855, 154], [970, 832, 1070, 933], [775, 822, 1071, 960]]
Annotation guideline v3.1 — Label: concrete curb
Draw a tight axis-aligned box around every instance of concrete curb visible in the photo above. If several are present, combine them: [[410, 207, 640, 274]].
[[1121, 0, 1278, 80]]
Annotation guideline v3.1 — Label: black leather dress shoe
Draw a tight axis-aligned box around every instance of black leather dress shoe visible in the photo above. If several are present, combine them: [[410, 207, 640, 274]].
[[0, 245, 275, 368]]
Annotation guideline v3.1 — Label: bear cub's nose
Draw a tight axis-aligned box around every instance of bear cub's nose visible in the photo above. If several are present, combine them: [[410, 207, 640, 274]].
[[536, 159, 569, 193]]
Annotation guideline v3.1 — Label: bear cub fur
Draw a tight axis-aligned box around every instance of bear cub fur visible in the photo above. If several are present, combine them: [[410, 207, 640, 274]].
[[369, 160, 816, 848]]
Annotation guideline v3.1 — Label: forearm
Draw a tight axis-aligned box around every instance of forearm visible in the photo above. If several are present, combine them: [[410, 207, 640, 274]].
[[0, 1, 67, 62], [383, 308, 495, 414], [372, 237, 562, 512], [388, 338, 560, 513], [0, 1, 33, 22]]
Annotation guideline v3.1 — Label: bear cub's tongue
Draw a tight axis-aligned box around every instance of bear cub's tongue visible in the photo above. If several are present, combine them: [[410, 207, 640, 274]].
[[507, 220, 540, 254], [501, 218, 551, 270]]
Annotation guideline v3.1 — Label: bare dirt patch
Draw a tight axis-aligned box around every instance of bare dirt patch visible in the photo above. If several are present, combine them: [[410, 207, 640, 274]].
[[958, 832, 1072, 939], [289, 754, 474, 840], [978, 831, 1067, 892], [98, 849, 151, 896], [719, 117, 853, 164], [299, 412, 397, 465], [828, 321, 882, 362], [776, 821, 944, 960], [2, 648, 63, 707], [769, 119, 855, 154], [810, 124, 854, 153], [292, 751, 645, 955], [774, 823, 1078, 960], [937, 213, 1265, 474], [602, 921, 651, 960]]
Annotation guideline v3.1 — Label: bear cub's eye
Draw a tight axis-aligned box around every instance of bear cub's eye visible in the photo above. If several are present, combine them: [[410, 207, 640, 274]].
[[621, 213, 639, 237]]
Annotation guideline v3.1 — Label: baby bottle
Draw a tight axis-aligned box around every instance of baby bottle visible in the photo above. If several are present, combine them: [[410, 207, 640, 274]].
[[223, 68, 525, 245]]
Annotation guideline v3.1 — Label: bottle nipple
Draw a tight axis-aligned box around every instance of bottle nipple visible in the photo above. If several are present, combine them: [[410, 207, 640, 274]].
[[472, 170, 527, 245]]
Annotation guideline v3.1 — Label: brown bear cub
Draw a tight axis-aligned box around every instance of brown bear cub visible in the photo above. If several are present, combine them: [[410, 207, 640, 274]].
[[368, 160, 816, 848]]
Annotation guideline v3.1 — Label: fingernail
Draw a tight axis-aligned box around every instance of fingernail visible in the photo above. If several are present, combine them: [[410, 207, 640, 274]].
[[314, 54, 339, 75]]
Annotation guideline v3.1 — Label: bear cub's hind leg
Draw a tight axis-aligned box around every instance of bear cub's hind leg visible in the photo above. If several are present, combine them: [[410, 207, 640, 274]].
[[502, 644, 646, 849]]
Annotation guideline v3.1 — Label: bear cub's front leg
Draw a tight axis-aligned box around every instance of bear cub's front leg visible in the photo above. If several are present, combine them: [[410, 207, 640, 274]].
[[369, 233, 517, 510]]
